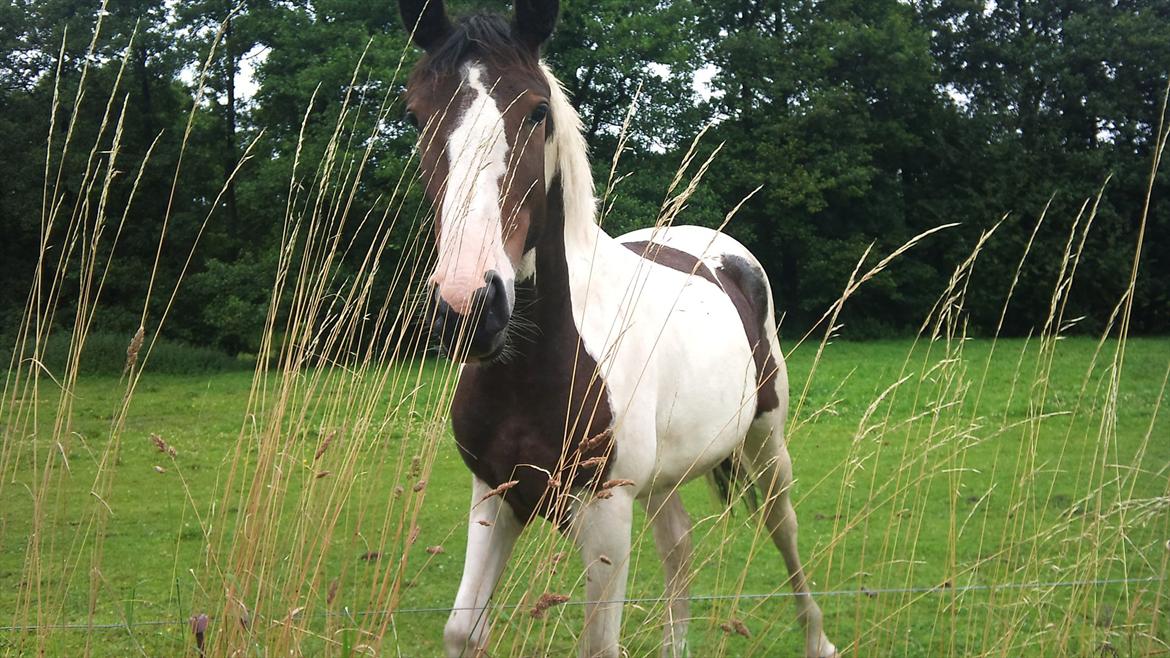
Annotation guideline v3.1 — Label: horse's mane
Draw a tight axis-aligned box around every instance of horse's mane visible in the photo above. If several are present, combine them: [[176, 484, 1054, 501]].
[[416, 13, 537, 77], [541, 63, 598, 232]]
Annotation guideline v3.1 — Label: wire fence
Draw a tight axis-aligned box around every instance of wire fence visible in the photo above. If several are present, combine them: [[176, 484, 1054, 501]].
[[1, 575, 1160, 633]]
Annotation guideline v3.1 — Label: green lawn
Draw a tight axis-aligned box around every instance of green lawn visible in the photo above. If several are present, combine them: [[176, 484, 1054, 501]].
[[1, 337, 1167, 656]]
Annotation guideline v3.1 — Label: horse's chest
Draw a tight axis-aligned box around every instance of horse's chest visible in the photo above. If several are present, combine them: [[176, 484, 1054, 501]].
[[450, 352, 613, 524]]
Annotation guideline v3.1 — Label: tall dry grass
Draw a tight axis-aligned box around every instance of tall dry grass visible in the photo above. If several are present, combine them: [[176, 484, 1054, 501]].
[[1, 10, 1167, 657]]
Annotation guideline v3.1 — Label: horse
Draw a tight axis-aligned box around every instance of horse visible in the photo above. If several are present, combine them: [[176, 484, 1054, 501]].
[[398, 1, 838, 656]]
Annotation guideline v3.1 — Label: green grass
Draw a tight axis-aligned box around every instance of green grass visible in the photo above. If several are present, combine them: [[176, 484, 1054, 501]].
[[1, 337, 1168, 656]]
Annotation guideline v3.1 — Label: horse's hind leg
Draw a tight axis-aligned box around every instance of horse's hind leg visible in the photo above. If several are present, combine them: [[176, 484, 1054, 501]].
[[744, 411, 838, 658], [642, 490, 693, 658]]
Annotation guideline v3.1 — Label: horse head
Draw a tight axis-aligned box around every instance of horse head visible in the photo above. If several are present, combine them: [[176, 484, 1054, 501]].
[[401, 0, 560, 362]]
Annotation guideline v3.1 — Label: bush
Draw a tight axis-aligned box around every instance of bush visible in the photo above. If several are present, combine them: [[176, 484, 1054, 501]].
[[1, 331, 246, 376]]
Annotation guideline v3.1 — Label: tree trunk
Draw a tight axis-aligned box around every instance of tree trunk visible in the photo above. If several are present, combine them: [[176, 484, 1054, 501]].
[[223, 14, 239, 230], [136, 45, 156, 138]]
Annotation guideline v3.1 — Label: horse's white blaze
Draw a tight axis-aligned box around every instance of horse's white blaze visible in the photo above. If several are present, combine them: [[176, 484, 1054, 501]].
[[433, 64, 515, 315]]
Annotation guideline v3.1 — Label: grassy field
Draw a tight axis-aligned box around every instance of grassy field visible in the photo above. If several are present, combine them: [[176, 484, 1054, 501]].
[[1, 336, 1167, 657]]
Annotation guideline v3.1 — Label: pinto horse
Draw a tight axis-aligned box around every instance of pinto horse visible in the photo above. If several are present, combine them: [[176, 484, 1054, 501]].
[[399, 1, 837, 656]]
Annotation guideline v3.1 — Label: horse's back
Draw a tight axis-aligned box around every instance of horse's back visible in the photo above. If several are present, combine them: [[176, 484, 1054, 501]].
[[616, 224, 779, 358], [617, 225, 768, 288]]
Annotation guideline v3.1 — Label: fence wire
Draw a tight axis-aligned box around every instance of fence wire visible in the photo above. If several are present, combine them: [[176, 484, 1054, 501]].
[[0, 575, 1159, 633]]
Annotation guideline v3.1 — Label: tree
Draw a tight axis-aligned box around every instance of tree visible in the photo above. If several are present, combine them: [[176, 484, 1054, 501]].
[[700, 0, 948, 335]]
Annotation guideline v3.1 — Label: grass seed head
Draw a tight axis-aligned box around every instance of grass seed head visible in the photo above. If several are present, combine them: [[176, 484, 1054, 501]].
[[530, 592, 570, 618], [732, 619, 750, 638], [327, 579, 339, 604], [721, 619, 750, 637], [478, 480, 519, 503], [600, 478, 635, 490], [123, 325, 144, 375], [150, 433, 176, 458], [579, 455, 607, 468], [313, 430, 336, 461], [579, 428, 613, 453]]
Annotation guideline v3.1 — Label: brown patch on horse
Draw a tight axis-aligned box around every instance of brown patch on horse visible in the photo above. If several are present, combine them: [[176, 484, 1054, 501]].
[[717, 254, 780, 416], [451, 179, 614, 526], [622, 241, 780, 417]]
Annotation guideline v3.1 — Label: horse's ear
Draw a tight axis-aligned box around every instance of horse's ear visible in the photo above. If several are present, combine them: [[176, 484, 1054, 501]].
[[513, 0, 559, 53], [399, 0, 453, 51]]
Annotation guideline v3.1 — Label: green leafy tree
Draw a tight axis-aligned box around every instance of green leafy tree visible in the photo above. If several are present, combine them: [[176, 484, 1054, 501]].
[[700, 0, 947, 335]]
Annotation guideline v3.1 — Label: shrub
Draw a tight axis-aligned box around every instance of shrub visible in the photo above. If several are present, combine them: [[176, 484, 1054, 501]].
[[2, 331, 245, 376]]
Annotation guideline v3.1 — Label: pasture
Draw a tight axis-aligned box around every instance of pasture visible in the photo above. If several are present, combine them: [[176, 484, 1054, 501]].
[[3, 3, 1169, 655], [2, 336, 1167, 656]]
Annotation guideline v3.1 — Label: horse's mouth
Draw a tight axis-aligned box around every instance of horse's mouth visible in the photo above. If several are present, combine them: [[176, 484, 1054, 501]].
[[448, 326, 510, 365], [470, 335, 509, 364]]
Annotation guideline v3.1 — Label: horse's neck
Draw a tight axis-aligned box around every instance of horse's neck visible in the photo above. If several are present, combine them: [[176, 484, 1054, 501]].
[[538, 69, 628, 300], [526, 174, 627, 348], [529, 86, 633, 345]]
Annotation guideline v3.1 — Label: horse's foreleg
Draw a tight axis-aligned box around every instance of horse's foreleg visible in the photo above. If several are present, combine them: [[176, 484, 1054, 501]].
[[745, 413, 838, 658], [444, 476, 523, 658], [571, 490, 634, 658], [642, 490, 693, 658]]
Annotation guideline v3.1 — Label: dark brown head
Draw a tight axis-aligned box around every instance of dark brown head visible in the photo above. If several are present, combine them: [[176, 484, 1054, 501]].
[[400, 0, 560, 362]]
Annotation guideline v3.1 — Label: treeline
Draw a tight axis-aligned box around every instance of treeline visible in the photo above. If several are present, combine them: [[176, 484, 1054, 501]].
[[2, 0, 1167, 354]]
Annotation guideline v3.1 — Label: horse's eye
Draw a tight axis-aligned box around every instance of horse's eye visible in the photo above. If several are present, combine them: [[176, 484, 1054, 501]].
[[404, 110, 420, 130], [528, 102, 549, 125]]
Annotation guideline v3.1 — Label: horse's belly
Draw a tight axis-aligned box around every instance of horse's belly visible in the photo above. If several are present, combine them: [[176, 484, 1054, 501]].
[[588, 280, 758, 490], [649, 309, 757, 486]]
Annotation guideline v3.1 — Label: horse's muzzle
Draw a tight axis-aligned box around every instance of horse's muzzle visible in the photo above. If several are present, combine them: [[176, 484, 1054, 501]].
[[433, 271, 510, 361]]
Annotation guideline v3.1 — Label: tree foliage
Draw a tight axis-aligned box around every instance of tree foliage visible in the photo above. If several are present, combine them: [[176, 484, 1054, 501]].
[[1, 0, 1167, 350]]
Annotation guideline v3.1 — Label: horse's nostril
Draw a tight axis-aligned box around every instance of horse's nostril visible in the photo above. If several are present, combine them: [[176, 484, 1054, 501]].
[[480, 271, 510, 336], [432, 274, 511, 361], [432, 294, 461, 348]]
